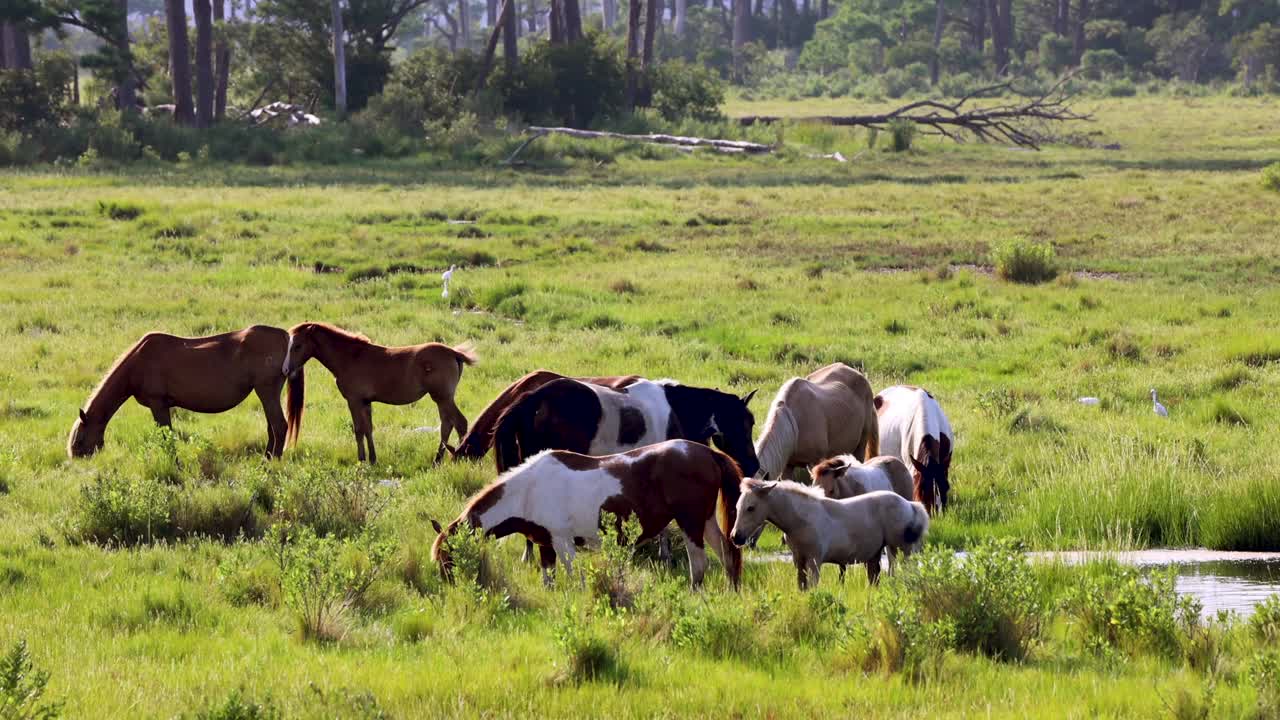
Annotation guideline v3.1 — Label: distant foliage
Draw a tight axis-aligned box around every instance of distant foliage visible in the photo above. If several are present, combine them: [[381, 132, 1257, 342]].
[[650, 61, 726, 123], [1262, 163, 1280, 192], [992, 239, 1058, 284], [0, 639, 62, 720]]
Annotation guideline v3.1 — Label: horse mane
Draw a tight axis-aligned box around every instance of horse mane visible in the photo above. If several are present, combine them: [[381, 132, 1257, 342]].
[[293, 322, 371, 345], [753, 380, 800, 478], [745, 477, 826, 499], [82, 334, 151, 415]]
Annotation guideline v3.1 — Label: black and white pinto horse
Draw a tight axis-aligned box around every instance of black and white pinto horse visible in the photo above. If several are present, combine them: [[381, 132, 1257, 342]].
[[491, 376, 761, 560]]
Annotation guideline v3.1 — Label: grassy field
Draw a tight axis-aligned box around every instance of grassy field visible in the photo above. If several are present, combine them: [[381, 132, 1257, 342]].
[[1, 96, 1279, 718]]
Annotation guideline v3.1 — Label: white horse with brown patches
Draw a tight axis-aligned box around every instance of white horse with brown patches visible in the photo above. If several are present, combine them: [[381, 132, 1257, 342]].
[[432, 440, 743, 589], [875, 385, 954, 515], [730, 479, 928, 589]]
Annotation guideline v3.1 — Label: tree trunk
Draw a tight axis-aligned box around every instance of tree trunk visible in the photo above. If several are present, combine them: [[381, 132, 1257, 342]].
[[603, 0, 616, 29], [752, 0, 763, 18], [732, 0, 750, 80], [488, 0, 498, 26], [213, 0, 229, 119], [194, 0, 214, 128], [642, 0, 658, 69], [526, 0, 537, 34], [459, 0, 471, 47], [987, 0, 1010, 75], [674, 0, 686, 36], [563, 0, 583, 41], [113, 0, 138, 111], [2, 23, 33, 70], [502, 0, 519, 70], [970, 0, 985, 53], [548, 0, 564, 42], [819, 0, 827, 20], [1053, 0, 1068, 36], [331, 0, 347, 118], [165, 0, 195, 124], [930, 0, 944, 85], [624, 0, 642, 110], [1072, 0, 1089, 64]]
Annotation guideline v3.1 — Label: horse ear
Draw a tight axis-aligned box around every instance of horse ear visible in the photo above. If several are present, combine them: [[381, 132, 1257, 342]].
[[740, 389, 758, 405], [78, 409, 88, 423], [700, 414, 720, 437], [430, 519, 443, 534], [910, 457, 927, 474]]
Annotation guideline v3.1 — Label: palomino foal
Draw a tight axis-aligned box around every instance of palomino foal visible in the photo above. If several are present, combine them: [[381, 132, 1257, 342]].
[[730, 479, 927, 589], [810, 454, 915, 581], [432, 440, 744, 588]]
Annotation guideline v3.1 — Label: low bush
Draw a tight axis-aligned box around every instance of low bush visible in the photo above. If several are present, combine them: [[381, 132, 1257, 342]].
[[552, 604, 625, 684], [1263, 162, 1280, 192], [194, 689, 281, 720], [0, 639, 62, 720], [1065, 564, 1200, 660], [992, 238, 1058, 284], [272, 525, 393, 643], [650, 61, 725, 123]]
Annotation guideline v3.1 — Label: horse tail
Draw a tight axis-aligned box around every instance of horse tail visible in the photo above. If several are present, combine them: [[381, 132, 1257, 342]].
[[862, 418, 880, 460], [449, 342, 478, 374], [710, 449, 744, 588], [902, 501, 929, 548], [285, 366, 305, 448], [492, 390, 535, 473]]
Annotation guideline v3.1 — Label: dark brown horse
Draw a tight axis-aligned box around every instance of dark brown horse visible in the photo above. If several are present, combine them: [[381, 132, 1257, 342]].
[[451, 370, 641, 459], [281, 322, 475, 463], [432, 440, 744, 588], [68, 325, 304, 458]]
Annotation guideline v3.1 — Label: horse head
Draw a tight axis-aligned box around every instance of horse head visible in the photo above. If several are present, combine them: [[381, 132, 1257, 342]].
[[911, 434, 953, 514], [730, 476, 775, 546], [67, 408, 105, 458], [282, 324, 316, 376], [430, 518, 456, 582], [702, 389, 760, 478], [809, 455, 851, 490]]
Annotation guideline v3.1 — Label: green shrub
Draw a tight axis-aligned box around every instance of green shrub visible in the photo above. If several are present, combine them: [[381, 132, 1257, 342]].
[[75, 470, 174, 545], [0, 69, 71, 134], [495, 34, 625, 127], [1105, 79, 1138, 97], [1065, 564, 1200, 659], [671, 600, 757, 659], [1263, 162, 1280, 192], [194, 689, 281, 720], [1082, 49, 1125, 79], [272, 525, 393, 643], [0, 639, 62, 720], [272, 466, 391, 539], [1250, 595, 1280, 644], [552, 604, 624, 683], [584, 513, 642, 610], [651, 61, 725, 123], [97, 200, 144, 221], [992, 238, 1058, 284], [1039, 34, 1075, 74], [887, 541, 1044, 661], [1208, 398, 1250, 426], [888, 118, 916, 152]]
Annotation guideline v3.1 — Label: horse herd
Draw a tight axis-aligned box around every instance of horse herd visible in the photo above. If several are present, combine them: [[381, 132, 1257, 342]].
[[67, 324, 954, 590]]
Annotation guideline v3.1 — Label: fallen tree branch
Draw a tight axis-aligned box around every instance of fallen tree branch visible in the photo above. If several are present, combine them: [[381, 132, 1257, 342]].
[[735, 75, 1091, 150], [526, 126, 774, 154]]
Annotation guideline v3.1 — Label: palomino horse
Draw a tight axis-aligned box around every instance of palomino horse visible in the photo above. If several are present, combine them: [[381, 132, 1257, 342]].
[[753, 363, 880, 482], [68, 325, 303, 458], [810, 454, 915, 581], [451, 370, 641, 460], [730, 480, 927, 589], [281, 322, 476, 463], [492, 377, 760, 477], [432, 440, 744, 588], [875, 385, 954, 515]]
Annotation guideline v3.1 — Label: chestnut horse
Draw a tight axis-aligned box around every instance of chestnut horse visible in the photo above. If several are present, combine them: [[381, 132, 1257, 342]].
[[281, 322, 476, 463], [68, 325, 303, 458], [875, 385, 954, 514], [432, 440, 744, 589], [451, 370, 641, 460]]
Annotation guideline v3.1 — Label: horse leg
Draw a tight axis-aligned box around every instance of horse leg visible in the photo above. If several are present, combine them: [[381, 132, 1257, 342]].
[[434, 397, 467, 464], [364, 404, 377, 464], [866, 547, 883, 586], [807, 558, 822, 589], [346, 399, 366, 462], [538, 543, 557, 587], [702, 518, 741, 590], [839, 564, 846, 583], [256, 387, 287, 459], [793, 553, 809, 590], [680, 530, 709, 589], [150, 404, 172, 428]]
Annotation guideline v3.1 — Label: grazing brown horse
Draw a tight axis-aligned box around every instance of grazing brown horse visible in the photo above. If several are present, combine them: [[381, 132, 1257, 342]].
[[432, 440, 744, 589], [281, 322, 475, 463], [754, 363, 880, 482], [451, 370, 641, 460], [68, 325, 304, 458]]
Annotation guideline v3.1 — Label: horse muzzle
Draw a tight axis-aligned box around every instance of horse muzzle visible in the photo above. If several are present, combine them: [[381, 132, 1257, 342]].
[[730, 532, 748, 547]]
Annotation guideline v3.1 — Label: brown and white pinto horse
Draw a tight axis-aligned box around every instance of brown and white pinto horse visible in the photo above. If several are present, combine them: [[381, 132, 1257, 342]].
[[68, 325, 303, 458], [875, 385, 954, 514], [432, 440, 744, 588], [451, 370, 641, 459], [281, 322, 475, 463]]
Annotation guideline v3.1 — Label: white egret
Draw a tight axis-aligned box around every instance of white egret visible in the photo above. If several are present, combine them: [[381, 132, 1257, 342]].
[[441, 264, 456, 298], [1151, 389, 1168, 417]]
